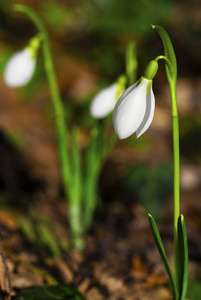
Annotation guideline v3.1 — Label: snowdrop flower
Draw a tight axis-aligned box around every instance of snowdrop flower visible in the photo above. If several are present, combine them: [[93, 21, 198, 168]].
[[4, 48, 36, 88], [4, 34, 42, 88], [90, 84, 118, 119], [90, 75, 126, 119], [113, 60, 158, 139]]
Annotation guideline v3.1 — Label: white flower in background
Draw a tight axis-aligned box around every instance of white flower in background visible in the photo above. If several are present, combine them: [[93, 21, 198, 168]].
[[112, 77, 155, 139], [90, 84, 118, 119], [4, 48, 36, 88]]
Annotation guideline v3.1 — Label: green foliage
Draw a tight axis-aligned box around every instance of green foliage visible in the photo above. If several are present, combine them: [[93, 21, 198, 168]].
[[14, 285, 85, 300], [187, 276, 201, 300], [41, 2, 70, 30], [75, 0, 173, 76], [126, 163, 173, 217], [36, 224, 61, 257], [18, 217, 35, 242], [18, 213, 61, 257], [149, 214, 189, 299], [88, 0, 172, 36]]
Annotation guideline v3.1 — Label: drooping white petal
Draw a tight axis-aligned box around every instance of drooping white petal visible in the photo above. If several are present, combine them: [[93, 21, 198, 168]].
[[90, 84, 117, 119], [115, 80, 139, 105], [4, 49, 36, 87], [136, 84, 155, 138], [113, 79, 148, 139]]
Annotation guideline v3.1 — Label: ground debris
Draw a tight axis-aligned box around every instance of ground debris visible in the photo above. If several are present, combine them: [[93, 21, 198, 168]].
[[0, 246, 11, 300]]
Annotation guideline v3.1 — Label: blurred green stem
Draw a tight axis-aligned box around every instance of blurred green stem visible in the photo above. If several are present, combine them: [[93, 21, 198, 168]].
[[84, 121, 103, 229], [13, 4, 83, 249], [126, 41, 138, 85]]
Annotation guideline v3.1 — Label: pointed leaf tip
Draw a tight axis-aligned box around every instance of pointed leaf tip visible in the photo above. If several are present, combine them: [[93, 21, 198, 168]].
[[152, 25, 177, 84], [179, 214, 184, 222], [178, 214, 188, 300]]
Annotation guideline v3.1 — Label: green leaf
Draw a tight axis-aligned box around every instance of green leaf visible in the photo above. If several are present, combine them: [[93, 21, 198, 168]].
[[70, 128, 84, 250], [152, 25, 177, 85], [148, 214, 178, 299], [37, 224, 61, 257], [83, 126, 100, 229], [14, 285, 86, 300], [17, 216, 36, 242], [71, 127, 82, 206], [178, 214, 188, 300]]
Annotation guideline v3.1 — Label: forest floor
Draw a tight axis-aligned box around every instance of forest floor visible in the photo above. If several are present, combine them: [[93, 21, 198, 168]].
[[0, 189, 201, 299], [0, 63, 201, 300]]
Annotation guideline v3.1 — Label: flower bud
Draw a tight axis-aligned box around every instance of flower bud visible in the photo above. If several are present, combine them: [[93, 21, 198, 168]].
[[4, 49, 36, 87], [4, 34, 42, 88], [90, 84, 118, 119]]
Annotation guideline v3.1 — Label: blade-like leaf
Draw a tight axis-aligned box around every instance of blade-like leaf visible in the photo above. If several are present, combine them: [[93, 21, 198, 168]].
[[152, 25, 177, 85], [178, 214, 188, 300], [71, 127, 82, 206], [37, 224, 61, 257], [148, 213, 178, 300], [83, 127, 100, 229]]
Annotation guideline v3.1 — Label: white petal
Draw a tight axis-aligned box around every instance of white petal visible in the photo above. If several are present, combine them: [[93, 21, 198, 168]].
[[136, 84, 155, 138], [115, 80, 139, 105], [113, 79, 148, 139], [90, 84, 117, 119], [4, 49, 36, 87]]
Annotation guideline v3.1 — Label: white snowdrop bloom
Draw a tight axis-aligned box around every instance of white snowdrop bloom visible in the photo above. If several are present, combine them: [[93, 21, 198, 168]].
[[4, 48, 36, 87], [112, 77, 155, 139], [90, 84, 118, 119]]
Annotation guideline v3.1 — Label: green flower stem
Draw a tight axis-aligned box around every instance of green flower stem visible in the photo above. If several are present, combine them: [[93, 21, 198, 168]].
[[84, 120, 117, 230], [152, 24, 181, 291], [13, 4, 72, 194], [13, 5, 83, 247], [157, 55, 180, 291], [155, 55, 173, 73], [126, 41, 138, 86], [170, 82, 180, 290]]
